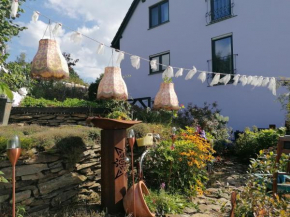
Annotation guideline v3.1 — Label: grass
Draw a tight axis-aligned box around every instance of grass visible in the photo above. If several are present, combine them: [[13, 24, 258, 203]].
[[0, 125, 101, 157]]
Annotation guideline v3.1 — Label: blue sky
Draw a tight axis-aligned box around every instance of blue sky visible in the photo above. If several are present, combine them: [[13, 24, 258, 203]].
[[8, 0, 133, 83]]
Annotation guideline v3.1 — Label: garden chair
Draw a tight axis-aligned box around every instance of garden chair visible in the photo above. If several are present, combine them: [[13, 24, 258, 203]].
[[272, 136, 290, 196]]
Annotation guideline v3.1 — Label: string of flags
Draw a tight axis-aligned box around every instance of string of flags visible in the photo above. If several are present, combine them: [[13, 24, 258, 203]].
[[7, 2, 288, 96]]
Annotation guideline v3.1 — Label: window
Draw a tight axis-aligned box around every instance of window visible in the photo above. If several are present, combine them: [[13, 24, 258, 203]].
[[149, 52, 170, 74], [206, 0, 235, 24], [149, 0, 169, 28], [212, 35, 233, 75]]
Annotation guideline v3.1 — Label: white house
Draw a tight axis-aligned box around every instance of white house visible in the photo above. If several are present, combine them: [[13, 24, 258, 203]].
[[111, 0, 290, 131]]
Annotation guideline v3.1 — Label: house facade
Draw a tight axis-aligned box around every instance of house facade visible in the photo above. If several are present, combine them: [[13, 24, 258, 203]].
[[111, 0, 290, 131]]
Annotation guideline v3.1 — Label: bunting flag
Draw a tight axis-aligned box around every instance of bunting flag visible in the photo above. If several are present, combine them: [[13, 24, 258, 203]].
[[32, 11, 39, 22], [185, 66, 197, 80], [198, 71, 207, 83], [130, 56, 140, 69], [210, 73, 220, 86], [116, 51, 125, 65], [97, 43, 105, 55], [175, 68, 183, 78], [150, 59, 158, 71], [11, 0, 19, 18], [52, 23, 62, 36], [220, 74, 231, 85], [233, 74, 240, 86], [162, 66, 174, 79], [23, 8, 286, 96], [70, 32, 82, 43]]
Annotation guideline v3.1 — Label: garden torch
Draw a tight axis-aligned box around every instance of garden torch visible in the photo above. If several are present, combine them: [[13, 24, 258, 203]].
[[7, 135, 21, 217], [127, 129, 136, 217]]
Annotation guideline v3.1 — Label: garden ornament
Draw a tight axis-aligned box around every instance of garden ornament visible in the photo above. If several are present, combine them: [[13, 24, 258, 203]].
[[31, 39, 69, 80], [153, 82, 179, 111], [7, 135, 22, 217], [127, 129, 136, 217], [97, 67, 128, 100]]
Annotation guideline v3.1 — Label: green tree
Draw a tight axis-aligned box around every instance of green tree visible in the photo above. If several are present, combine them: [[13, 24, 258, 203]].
[[88, 73, 103, 101], [0, 0, 27, 99], [62, 52, 86, 85]]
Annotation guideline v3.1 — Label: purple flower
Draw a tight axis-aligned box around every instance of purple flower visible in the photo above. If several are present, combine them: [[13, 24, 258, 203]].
[[160, 182, 166, 190]]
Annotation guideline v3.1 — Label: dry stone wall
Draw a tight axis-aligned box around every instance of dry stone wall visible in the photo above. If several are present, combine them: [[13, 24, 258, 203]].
[[9, 107, 107, 127], [0, 144, 101, 216]]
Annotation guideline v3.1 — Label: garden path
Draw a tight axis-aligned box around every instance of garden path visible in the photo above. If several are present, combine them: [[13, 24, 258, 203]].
[[168, 158, 248, 217]]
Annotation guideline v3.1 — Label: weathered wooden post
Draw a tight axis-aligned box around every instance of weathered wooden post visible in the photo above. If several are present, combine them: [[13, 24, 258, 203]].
[[87, 117, 140, 214]]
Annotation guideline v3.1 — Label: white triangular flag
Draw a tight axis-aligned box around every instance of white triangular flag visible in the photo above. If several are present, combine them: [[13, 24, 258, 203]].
[[32, 11, 39, 22], [261, 77, 270, 87], [220, 74, 231, 85], [131, 56, 140, 69], [150, 59, 158, 71], [256, 76, 264, 87], [175, 68, 183, 78], [251, 76, 258, 86], [233, 74, 240, 86], [268, 77, 276, 96], [240, 75, 248, 86], [185, 66, 197, 80], [210, 73, 220, 86], [247, 76, 253, 84], [116, 51, 125, 65], [11, 0, 19, 18], [162, 66, 174, 79], [97, 44, 105, 55], [52, 23, 62, 36], [70, 32, 82, 43], [198, 71, 207, 83]]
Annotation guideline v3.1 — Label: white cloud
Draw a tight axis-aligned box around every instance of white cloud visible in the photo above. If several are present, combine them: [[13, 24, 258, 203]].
[[16, 0, 132, 82]]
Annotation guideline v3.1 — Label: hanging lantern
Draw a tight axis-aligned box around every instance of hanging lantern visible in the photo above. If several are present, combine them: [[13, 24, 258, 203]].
[[153, 82, 179, 110], [31, 39, 69, 80], [97, 67, 128, 100]]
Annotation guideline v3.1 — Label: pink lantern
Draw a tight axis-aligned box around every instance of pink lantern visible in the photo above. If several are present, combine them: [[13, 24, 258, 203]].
[[97, 67, 128, 100], [153, 82, 179, 110], [31, 39, 69, 80]]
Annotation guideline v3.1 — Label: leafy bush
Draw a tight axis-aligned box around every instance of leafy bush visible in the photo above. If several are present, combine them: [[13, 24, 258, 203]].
[[143, 127, 215, 196], [132, 106, 173, 126], [144, 189, 191, 215], [234, 150, 290, 216], [128, 123, 151, 138], [175, 102, 231, 151], [235, 127, 286, 161]]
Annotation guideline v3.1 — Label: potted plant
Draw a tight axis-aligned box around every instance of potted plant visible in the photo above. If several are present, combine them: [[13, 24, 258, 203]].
[[0, 82, 13, 126]]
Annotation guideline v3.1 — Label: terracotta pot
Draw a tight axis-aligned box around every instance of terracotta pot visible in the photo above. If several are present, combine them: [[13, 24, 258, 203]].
[[123, 181, 155, 217], [31, 39, 69, 80], [153, 82, 179, 111], [97, 67, 128, 100]]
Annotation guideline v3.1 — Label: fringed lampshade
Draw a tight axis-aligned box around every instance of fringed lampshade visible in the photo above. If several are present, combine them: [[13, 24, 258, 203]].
[[97, 67, 128, 100], [31, 39, 69, 80], [153, 82, 179, 110]]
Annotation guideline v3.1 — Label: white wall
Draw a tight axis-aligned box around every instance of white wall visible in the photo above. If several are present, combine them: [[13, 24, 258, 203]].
[[119, 0, 290, 131]]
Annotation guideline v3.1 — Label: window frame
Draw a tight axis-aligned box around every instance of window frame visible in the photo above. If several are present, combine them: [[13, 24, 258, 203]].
[[211, 34, 234, 76], [149, 51, 170, 75], [210, 0, 232, 22], [149, 0, 169, 29]]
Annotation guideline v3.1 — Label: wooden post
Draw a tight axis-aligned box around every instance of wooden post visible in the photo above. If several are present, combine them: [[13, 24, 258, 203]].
[[101, 129, 127, 214]]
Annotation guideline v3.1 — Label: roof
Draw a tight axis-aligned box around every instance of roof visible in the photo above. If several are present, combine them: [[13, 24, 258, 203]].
[[111, 0, 146, 49]]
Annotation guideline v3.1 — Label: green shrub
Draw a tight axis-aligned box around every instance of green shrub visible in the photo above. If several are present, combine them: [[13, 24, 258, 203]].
[[234, 150, 290, 216], [235, 127, 286, 161], [144, 189, 191, 215], [128, 123, 151, 138], [132, 106, 173, 126]]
